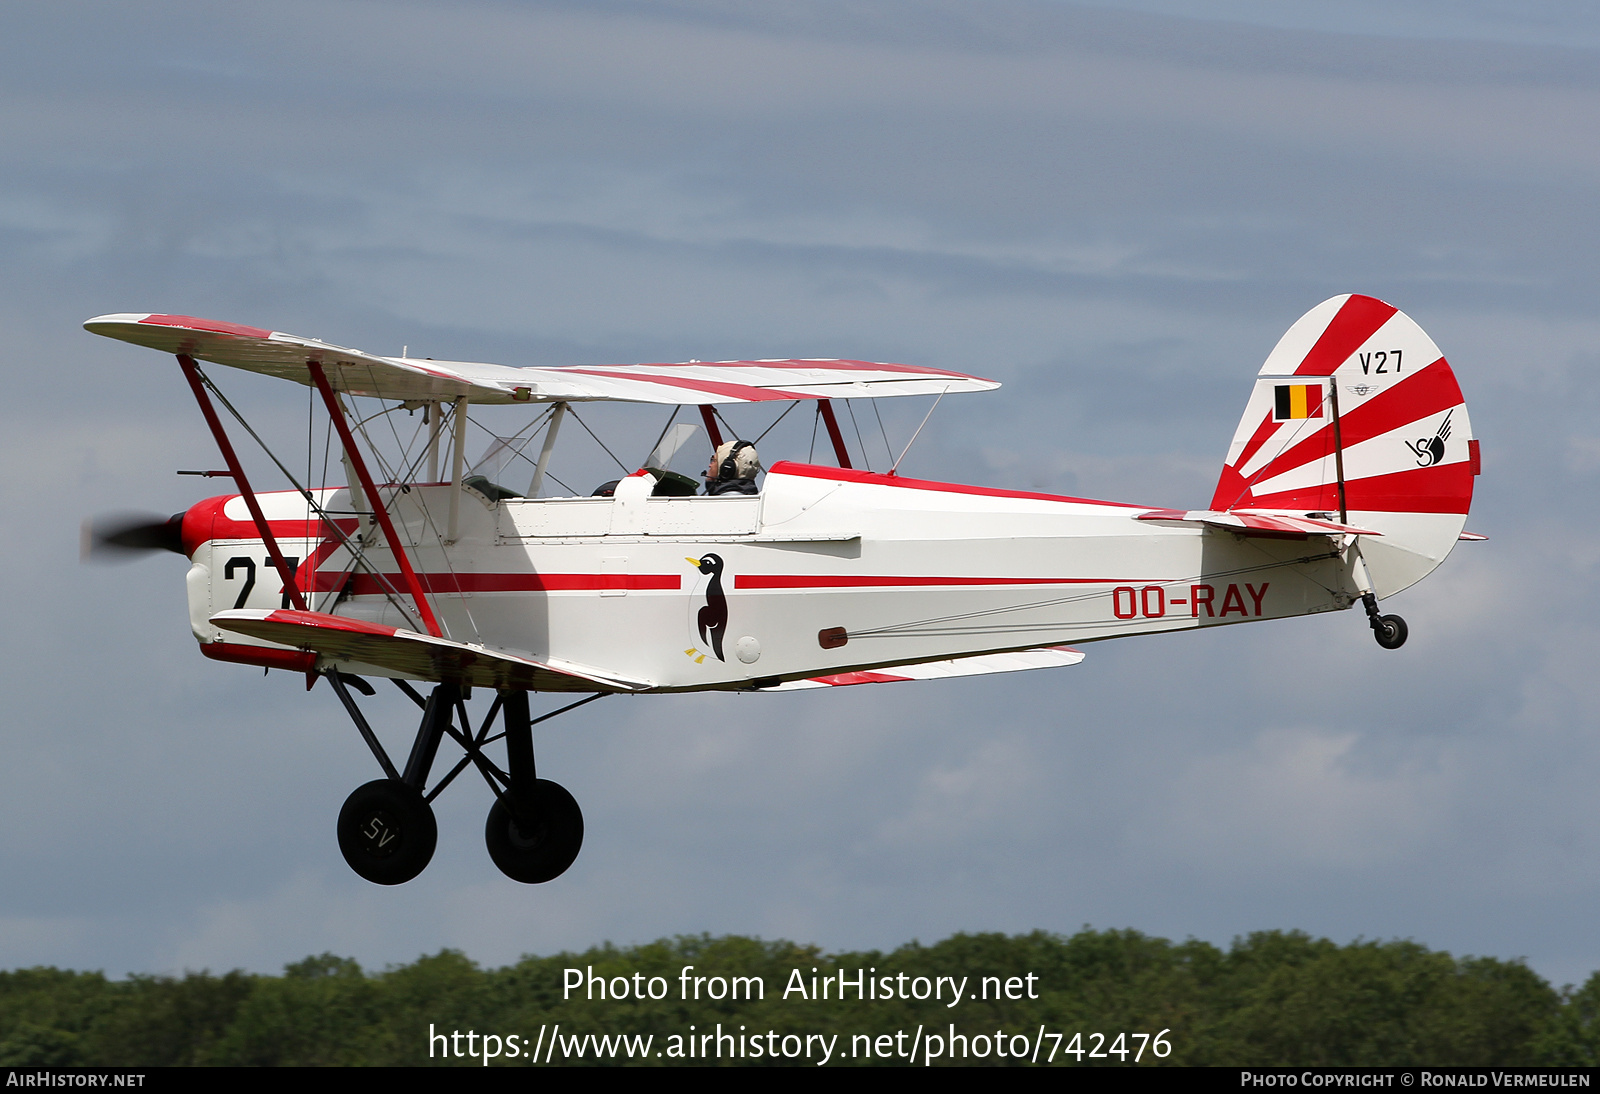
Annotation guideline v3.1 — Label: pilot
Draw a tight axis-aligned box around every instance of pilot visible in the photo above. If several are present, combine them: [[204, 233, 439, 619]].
[[705, 439, 761, 495]]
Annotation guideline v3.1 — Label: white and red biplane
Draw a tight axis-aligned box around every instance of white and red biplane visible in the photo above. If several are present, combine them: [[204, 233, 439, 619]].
[[84, 294, 1479, 885]]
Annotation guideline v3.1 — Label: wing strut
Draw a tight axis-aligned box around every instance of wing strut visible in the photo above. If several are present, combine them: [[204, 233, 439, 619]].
[[177, 354, 308, 613], [307, 361, 444, 638], [817, 399, 853, 468], [526, 401, 566, 497], [446, 395, 467, 544], [698, 404, 723, 448], [425, 401, 443, 482]]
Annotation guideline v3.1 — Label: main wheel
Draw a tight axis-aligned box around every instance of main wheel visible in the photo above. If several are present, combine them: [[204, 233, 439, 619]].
[[337, 779, 438, 885], [1373, 614, 1408, 650], [485, 780, 584, 883]]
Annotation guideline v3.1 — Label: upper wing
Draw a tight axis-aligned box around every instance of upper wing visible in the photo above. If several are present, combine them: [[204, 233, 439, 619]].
[[85, 313, 999, 405]]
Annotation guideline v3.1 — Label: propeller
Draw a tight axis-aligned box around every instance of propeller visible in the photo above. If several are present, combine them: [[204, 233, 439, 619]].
[[81, 512, 186, 562]]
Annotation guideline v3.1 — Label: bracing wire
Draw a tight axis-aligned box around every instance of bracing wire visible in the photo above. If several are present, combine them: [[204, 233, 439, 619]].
[[565, 404, 631, 473], [871, 398, 893, 467], [753, 399, 800, 445], [467, 405, 557, 480], [844, 399, 870, 471], [889, 389, 948, 475]]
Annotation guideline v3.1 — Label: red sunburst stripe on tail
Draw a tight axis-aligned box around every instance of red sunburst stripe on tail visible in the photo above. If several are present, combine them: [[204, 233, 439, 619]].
[[1237, 358, 1463, 490], [1233, 410, 1278, 471], [1245, 462, 1473, 514], [1212, 410, 1280, 509], [1294, 295, 1398, 376]]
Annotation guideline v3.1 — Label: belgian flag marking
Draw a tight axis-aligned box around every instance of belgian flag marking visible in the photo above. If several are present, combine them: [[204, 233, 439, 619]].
[[1274, 383, 1324, 421]]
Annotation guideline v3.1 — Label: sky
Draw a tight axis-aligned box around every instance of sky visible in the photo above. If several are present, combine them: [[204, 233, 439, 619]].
[[4, 0, 1600, 988]]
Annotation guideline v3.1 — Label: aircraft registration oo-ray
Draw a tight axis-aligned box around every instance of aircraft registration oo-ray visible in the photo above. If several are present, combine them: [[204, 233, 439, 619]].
[[84, 294, 1481, 885]]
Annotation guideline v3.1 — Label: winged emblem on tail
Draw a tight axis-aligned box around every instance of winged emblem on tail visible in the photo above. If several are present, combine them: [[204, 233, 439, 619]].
[[1405, 410, 1453, 467]]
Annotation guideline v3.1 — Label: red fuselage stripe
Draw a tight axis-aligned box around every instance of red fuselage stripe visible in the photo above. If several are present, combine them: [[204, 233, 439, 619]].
[[735, 574, 1133, 590], [329, 573, 683, 594]]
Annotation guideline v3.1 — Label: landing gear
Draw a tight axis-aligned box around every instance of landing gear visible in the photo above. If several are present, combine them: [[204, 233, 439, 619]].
[[485, 782, 584, 883], [1362, 592, 1408, 650], [482, 690, 584, 883], [1373, 614, 1408, 649], [324, 673, 602, 885], [337, 779, 437, 885]]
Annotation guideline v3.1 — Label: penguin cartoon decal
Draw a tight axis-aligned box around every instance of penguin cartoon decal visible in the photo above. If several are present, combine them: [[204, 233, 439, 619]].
[[686, 553, 728, 662]]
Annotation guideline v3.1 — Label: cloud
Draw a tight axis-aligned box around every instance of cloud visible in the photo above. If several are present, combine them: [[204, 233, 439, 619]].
[[1134, 726, 1447, 871]]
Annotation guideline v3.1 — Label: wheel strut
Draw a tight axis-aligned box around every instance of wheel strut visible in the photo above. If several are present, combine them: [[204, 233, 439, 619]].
[[325, 675, 601, 884], [1362, 592, 1408, 650], [330, 677, 460, 885], [484, 689, 587, 884], [402, 682, 458, 789], [502, 690, 539, 824]]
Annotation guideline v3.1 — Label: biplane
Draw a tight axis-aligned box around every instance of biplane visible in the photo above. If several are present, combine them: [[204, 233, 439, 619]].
[[83, 294, 1480, 885]]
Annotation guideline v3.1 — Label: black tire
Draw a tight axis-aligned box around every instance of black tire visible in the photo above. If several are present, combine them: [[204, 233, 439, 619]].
[[337, 779, 437, 885], [485, 780, 584, 884], [1374, 614, 1408, 650]]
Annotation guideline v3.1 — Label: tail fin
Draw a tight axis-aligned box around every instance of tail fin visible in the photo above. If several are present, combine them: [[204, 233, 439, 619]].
[[1211, 295, 1479, 598]]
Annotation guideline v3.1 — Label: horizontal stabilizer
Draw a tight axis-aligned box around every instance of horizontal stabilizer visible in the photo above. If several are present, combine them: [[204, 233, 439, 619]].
[[1137, 509, 1381, 538], [209, 609, 647, 692], [769, 646, 1084, 691], [86, 313, 999, 406]]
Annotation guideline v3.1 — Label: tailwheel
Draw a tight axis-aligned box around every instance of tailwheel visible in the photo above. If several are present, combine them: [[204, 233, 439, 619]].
[[338, 779, 438, 885], [485, 781, 584, 883], [1361, 592, 1408, 650], [1373, 614, 1408, 650]]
